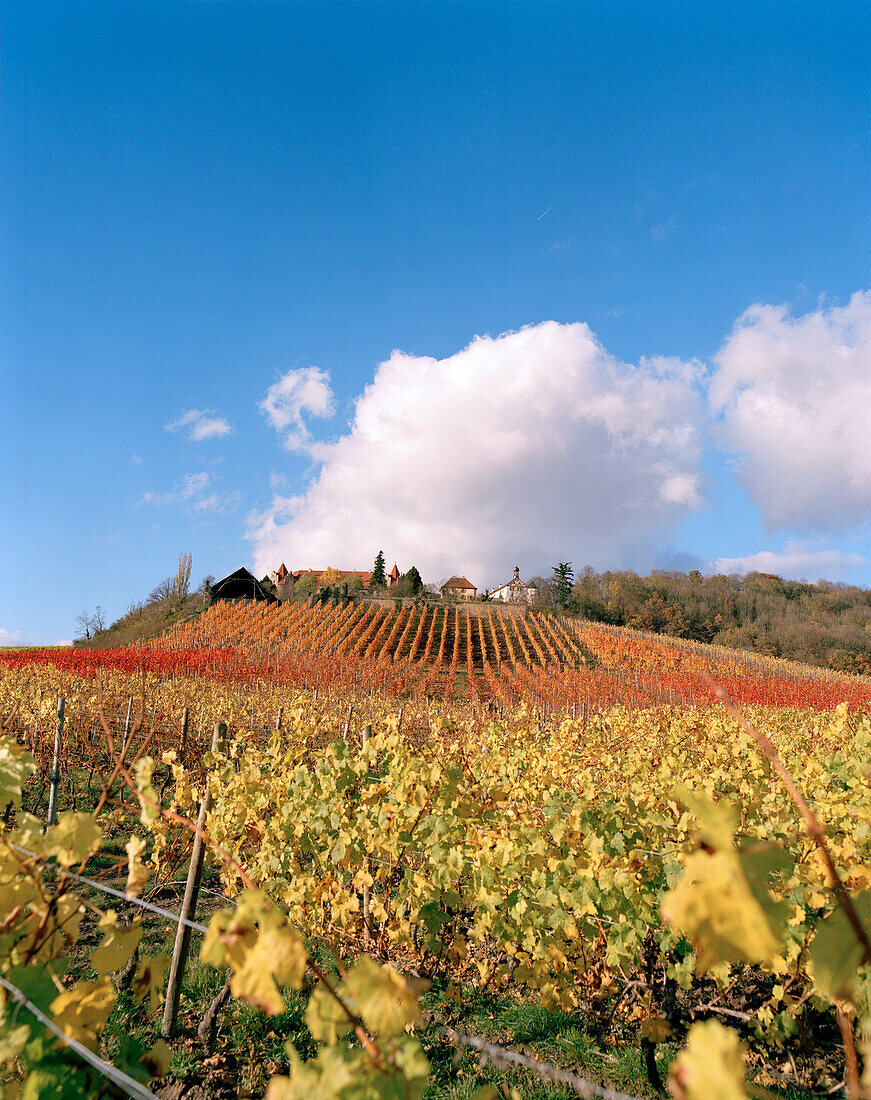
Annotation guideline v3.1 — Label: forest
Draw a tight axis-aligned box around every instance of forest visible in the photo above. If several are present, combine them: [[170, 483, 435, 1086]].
[[542, 567, 871, 675]]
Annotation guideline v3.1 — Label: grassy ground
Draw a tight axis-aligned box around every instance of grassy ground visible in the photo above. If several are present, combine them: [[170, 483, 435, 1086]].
[[75, 592, 207, 649]]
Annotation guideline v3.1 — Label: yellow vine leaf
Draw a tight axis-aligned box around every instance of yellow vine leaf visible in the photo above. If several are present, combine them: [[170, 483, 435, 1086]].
[[130, 953, 169, 1016], [674, 787, 738, 851], [342, 956, 429, 1039], [0, 742, 36, 808], [133, 757, 159, 825], [807, 892, 871, 1000], [0, 1023, 30, 1064], [231, 926, 307, 1016], [91, 913, 142, 977], [668, 1019, 747, 1100], [661, 849, 782, 971], [145, 1038, 172, 1077], [267, 1037, 429, 1099], [43, 813, 102, 869], [662, 793, 788, 972], [641, 1016, 673, 1042], [200, 890, 279, 971], [125, 836, 149, 897], [50, 979, 116, 1051], [305, 983, 353, 1044], [10, 812, 44, 856]]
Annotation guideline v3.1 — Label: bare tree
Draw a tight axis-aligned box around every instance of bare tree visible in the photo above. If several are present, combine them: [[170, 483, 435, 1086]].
[[92, 605, 106, 632], [74, 610, 92, 641], [148, 576, 176, 605], [175, 552, 192, 602]]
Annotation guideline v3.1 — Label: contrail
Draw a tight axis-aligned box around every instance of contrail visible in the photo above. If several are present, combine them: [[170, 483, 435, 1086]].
[[537, 203, 557, 220]]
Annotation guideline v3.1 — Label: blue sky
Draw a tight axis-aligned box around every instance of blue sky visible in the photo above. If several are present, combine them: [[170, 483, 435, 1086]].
[[3, 0, 870, 644]]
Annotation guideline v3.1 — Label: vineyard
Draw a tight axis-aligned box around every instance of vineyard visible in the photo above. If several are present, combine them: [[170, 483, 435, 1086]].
[[1, 598, 870, 1099], [6, 598, 869, 716]]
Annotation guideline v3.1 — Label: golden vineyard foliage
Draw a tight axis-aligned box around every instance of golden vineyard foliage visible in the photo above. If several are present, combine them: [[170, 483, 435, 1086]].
[[136, 700, 871, 1095]]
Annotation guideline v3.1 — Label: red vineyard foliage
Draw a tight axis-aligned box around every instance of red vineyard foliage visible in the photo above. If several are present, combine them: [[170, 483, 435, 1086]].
[[5, 601, 870, 713]]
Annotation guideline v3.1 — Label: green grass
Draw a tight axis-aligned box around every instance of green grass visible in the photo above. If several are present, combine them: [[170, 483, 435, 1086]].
[[421, 989, 668, 1100]]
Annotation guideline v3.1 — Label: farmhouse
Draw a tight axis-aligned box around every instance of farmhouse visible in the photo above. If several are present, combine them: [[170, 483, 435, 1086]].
[[490, 566, 537, 604], [441, 576, 477, 600]]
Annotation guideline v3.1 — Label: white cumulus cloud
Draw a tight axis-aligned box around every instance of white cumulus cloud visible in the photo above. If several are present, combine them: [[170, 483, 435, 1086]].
[[0, 628, 22, 646], [166, 409, 233, 441], [249, 322, 705, 586], [710, 291, 871, 531], [711, 542, 866, 581], [259, 367, 335, 452]]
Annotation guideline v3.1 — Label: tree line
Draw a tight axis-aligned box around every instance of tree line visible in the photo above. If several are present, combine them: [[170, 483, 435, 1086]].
[[534, 564, 871, 675]]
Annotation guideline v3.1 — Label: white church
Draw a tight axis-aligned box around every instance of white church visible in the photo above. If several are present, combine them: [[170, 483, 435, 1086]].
[[490, 565, 537, 604]]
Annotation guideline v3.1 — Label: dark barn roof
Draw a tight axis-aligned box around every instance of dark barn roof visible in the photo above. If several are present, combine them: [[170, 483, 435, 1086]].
[[211, 567, 278, 604]]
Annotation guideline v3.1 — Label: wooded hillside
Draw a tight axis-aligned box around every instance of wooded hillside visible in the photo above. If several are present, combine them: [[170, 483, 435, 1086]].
[[554, 567, 871, 674]]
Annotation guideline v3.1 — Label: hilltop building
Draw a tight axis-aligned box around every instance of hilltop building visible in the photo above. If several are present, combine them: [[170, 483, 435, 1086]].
[[271, 562, 289, 586], [490, 566, 537, 604], [209, 567, 278, 604], [273, 561, 406, 594], [441, 576, 477, 600], [291, 568, 373, 591]]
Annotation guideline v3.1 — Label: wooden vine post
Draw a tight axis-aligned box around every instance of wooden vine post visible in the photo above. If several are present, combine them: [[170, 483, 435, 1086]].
[[343, 703, 353, 742], [178, 706, 190, 756], [122, 695, 134, 750], [162, 721, 227, 1039], [46, 697, 65, 828]]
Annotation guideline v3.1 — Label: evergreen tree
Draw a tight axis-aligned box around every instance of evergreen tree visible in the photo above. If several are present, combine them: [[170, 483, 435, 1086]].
[[552, 561, 574, 609], [371, 550, 387, 588], [405, 565, 423, 594]]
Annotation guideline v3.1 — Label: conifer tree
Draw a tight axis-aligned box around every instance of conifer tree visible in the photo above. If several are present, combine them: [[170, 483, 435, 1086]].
[[371, 550, 387, 588], [552, 561, 574, 609]]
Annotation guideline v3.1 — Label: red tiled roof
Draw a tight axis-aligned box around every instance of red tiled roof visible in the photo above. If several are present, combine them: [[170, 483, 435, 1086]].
[[291, 569, 373, 585], [441, 576, 476, 590]]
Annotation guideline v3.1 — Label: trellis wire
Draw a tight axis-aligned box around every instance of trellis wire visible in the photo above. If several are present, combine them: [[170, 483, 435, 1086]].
[[9, 843, 209, 934], [0, 975, 159, 1100]]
